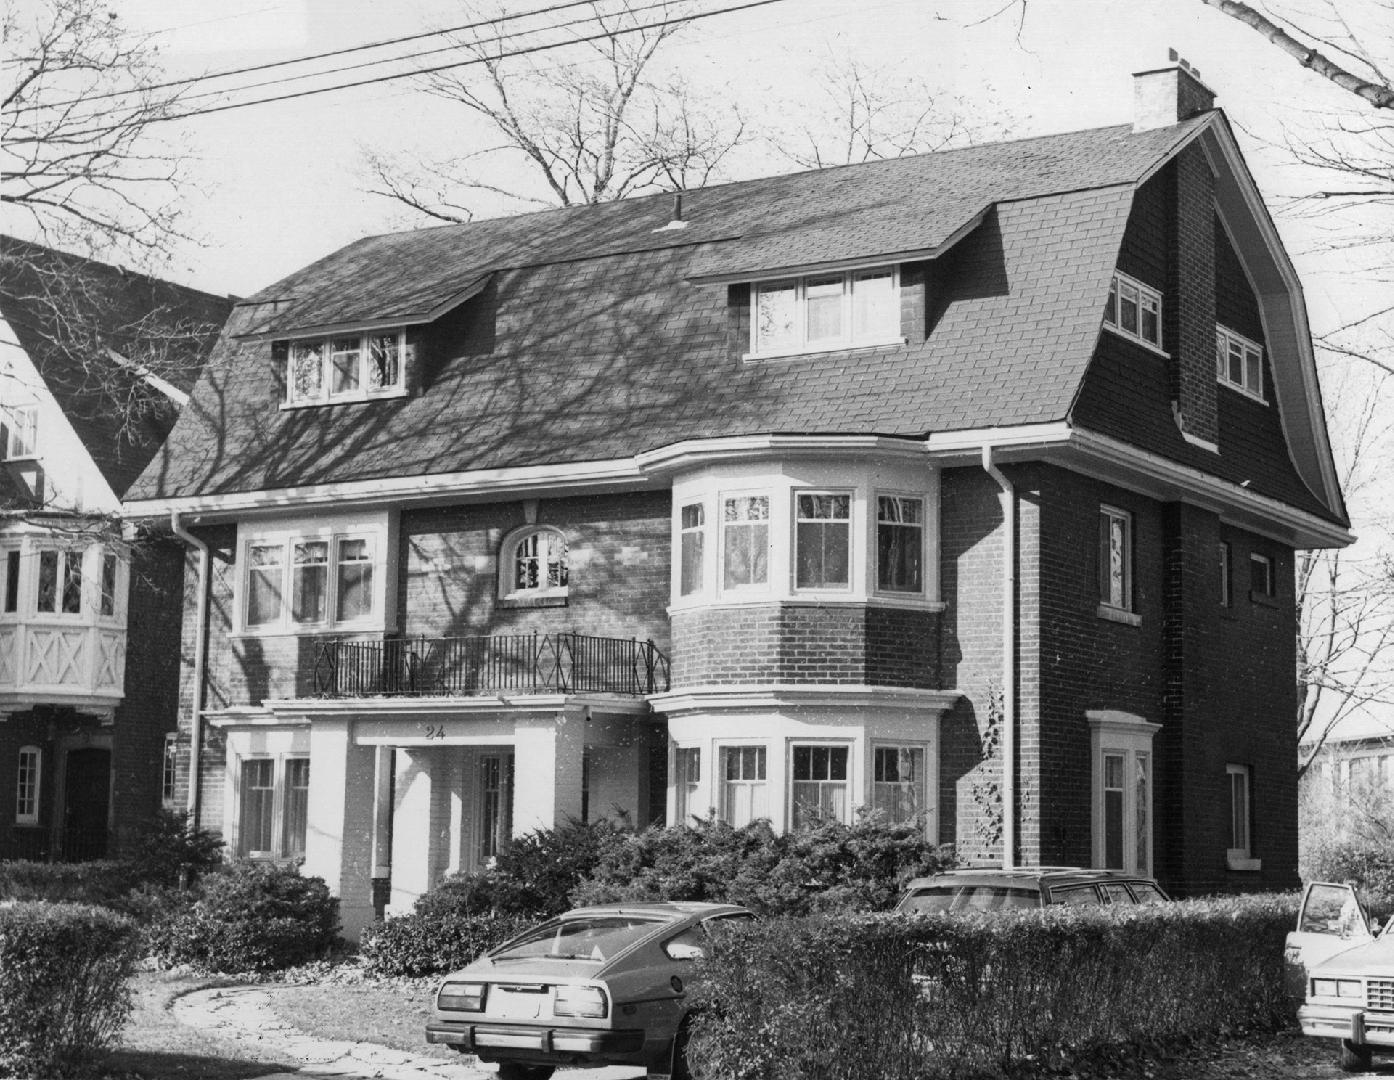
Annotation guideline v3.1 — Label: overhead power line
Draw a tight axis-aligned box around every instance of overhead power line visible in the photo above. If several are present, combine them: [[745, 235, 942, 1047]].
[[7, 0, 790, 142], [12, 0, 607, 114]]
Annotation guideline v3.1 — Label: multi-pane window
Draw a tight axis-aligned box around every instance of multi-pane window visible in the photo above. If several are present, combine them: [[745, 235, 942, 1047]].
[[722, 496, 769, 589], [285, 330, 408, 405], [1102, 271, 1162, 349], [238, 757, 309, 859], [1219, 542, 1232, 608], [161, 734, 178, 806], [244, 534, 376, 629], [680, 504, 706, 596], [16, 746, 40, 824], [751, 268, 899, 356], [877, 495, 923, 593], [1250, 553, 1274, 598], [1227, 764, 1252, 859], [35, 549, 82, 615], [479, 753, 513, 863], [790, 744, 849, 828], [795, 493, 851, 590], [720, 746, 768, 826], [508, 529, 568, 596], [673, 747, 702, 824], [3, 404, 38, 460], [1098, 506, 1133, 612], [1216, 326, 1265, 400], [1100, 749, 1151, 874], [873, 745, 926, 824]]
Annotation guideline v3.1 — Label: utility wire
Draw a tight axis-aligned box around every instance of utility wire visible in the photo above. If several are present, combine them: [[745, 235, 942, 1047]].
[[11, 0, 608, 114], [7, 0, 789, 142]]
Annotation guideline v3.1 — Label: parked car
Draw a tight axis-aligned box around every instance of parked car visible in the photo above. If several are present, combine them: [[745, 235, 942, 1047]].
[[1285, 881, 1394, 1073], [894, 866, 1170, 913], [425, 901, 754, 1080]]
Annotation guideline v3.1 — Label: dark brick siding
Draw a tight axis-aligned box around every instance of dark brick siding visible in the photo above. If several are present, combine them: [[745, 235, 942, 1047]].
[[671, 604, 939, 688]]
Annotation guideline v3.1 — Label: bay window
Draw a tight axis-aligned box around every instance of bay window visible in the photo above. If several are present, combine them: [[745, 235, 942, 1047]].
[[794, 493, 850, 590], [722, 496, 769, 589], [750, 267, 900, 357], [35, 549, 82, 615], [790, 743, 849, 827], [679, 504, 706, 596], [872, 744, 927, 823], [673, 746, 702, 824], [720, 746, 768, 826], [877, 495, 924, 593]]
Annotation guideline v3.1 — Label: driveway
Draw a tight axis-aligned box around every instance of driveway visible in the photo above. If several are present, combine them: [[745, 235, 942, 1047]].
[[174, 985, 648, 1080]]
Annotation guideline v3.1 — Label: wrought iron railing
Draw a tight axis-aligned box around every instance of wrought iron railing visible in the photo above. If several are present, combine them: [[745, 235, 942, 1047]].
[[312, 632, 671, 698]]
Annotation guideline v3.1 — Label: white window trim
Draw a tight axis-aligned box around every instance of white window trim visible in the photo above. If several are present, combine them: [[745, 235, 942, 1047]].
[[1226, 762, 1259, 870], [791, 489, 854, 595], [676, 499, 711, 600], [671, 744, 705, 825], [281, 329, 409, 409], [32, 546, 88, 620], [497, 524, 570, 602], [873, 490, 929, 599], [787, 739, 854, 827], [15, 745, 41, 825], [1102, 270, 1166, 354], [232, 752, 309, 861], [746, 266, 904, 361], [717, 742, 770, 827], [718, 491, 772, 598], [1087, 712, 1158, 876], [3, 404, 38, 461], [1215, 325, 1266, 403], [868, 740, 932, 832], [239, 529, 382, 634], [1098, 504, 1135, 618]]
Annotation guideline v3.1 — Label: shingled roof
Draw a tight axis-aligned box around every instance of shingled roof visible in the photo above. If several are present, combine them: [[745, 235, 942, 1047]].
[[124, 112, 1341, 531], [0, 237, 233, 498]]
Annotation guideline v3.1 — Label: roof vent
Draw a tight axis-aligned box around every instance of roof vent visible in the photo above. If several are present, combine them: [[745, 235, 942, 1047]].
[[652, 191, 689, 233], [1132, 53, 1216, 132]]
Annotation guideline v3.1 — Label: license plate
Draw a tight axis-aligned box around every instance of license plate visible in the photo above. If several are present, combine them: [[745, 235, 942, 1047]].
[[492, 989, 543, 1019]]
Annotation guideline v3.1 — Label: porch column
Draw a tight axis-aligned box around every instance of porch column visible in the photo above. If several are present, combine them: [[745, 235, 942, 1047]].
[[512, 711, 586, 834], [370, 746, 393, 916], [388, 747, 443, 917], [302, 718, 377, 940]]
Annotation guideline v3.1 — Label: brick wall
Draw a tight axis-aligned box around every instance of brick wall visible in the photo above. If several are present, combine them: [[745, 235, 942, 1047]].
[[670, 603, 939, 687], [1169, 144, 1218, 443]]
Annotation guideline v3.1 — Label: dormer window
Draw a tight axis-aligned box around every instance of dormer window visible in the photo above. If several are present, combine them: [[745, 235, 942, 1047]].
[[285, 331, 407, 406], [749, 268, 900, 358], [1102, 271, 1162, 350], [3, 404, 37, 460], [1216, 326, 1264, 401]]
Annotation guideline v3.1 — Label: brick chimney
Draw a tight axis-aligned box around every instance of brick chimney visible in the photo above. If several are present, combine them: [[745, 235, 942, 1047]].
[[1133, 55, 1216, 131]]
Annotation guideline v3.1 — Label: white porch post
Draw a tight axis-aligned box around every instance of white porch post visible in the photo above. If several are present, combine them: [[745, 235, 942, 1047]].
[[302, 718, 377, 940], [512, 712, 586, 834], [370, 746, 393, 906], [388, 747, 442, 917]]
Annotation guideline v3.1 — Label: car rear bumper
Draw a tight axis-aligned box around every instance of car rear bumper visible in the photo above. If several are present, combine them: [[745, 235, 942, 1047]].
[[426, 1020, 648, 1060], [1299, 1003, 1394, 1047]]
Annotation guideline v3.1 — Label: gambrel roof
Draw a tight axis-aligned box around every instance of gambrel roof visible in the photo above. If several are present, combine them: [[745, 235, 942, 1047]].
[[124, 113, 1347, 540], [0, 238, 232, 499]]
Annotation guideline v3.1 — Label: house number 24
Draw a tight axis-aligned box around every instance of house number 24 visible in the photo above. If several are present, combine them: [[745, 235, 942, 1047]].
[[422, 724, 447, 740]]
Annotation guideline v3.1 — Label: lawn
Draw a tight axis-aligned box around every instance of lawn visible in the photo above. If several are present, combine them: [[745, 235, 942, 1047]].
[[261, 982, 457, 1060], [97, 972, 296, 1080]]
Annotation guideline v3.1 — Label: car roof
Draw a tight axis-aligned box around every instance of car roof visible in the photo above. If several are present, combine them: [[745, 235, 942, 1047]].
[[559, 901, 750, 920], [901, 867, 1160, 891]]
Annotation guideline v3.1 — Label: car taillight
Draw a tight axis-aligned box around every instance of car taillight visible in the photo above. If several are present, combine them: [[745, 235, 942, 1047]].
[[554, 985, 608, 1018], [438, 981, 487, 1012]]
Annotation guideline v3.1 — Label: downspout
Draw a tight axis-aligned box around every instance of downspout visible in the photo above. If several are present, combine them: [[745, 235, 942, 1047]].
[[981, 446, 1017, 869], [170, 512, 209, 824]]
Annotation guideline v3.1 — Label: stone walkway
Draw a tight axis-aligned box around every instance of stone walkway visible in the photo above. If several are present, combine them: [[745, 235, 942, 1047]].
[[172, 985, 647, 1080]]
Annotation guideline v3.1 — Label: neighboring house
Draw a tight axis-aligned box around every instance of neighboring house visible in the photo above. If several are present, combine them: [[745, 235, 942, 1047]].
[[1300, 714, 1394, 849], [0, 237, 231, 860], [124, 65, 1350, 937]]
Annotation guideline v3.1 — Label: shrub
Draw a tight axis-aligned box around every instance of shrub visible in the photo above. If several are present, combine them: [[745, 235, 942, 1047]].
[[121, 809, 224, 888], [0, 903, 139, 1078], [148, 862, 339, 974], [688, 894, 1298, 1080], [360, 910, 535, 978], [0, 860, 143, 906]]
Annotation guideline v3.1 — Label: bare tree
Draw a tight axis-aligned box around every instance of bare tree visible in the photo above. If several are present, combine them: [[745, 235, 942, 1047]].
[[2, 0, 190, 259], [365, 0, 744, 221]]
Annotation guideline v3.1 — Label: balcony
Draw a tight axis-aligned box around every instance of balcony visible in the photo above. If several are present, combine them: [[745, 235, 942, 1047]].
[[0, 618, 125, 717], [312, 632, 671, 699]]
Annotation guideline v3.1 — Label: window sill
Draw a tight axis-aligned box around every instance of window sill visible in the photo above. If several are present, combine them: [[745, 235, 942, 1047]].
[[668, 596, 947, 616], [1226, 853, 1262, 872], [280, 388, 409, 410], [1096, 604, 1141, 627], [498, 594, 568, 609], [743, 337, 907, 363], [1102, 324, 1169, 359], [1219, 380, 1267, 406], [1250, 591, 1278, 608], [230, 622, 387, 640]]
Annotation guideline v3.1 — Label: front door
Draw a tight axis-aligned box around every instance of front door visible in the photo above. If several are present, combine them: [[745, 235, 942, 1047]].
[[62, 747, 111, 860]]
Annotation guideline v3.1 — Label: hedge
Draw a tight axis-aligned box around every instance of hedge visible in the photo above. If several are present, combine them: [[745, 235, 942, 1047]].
[[687, 894, 1298, 1080], [0, 860, 144, 906], [0, 903, 138, 1078], [360, 910, 536, 978]]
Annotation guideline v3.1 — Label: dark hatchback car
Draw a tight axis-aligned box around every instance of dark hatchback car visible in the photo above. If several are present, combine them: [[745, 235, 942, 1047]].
[[895, 867, 1170, 913]]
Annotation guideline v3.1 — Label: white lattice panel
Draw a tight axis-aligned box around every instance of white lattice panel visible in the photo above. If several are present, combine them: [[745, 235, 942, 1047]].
[[96, 631, 125, 692], [24, 627, 88, 688], [0, 627, 15, 685]]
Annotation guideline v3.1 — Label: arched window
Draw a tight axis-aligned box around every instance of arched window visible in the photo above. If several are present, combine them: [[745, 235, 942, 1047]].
[[500, 527, 569, 601]]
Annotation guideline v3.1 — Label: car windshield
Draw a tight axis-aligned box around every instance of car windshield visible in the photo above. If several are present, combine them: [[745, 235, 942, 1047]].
[[492, 915, 666, 962], [901, 885, 1038, 912]]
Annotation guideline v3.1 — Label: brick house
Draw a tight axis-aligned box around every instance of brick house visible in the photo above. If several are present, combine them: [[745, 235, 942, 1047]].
[[0, 238, 231, 859], [124, 66, 1349, 936]]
